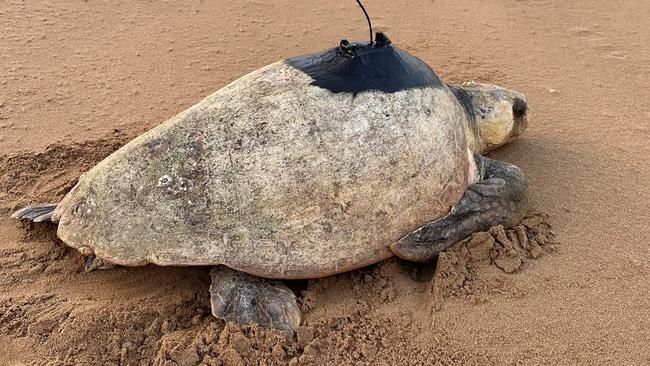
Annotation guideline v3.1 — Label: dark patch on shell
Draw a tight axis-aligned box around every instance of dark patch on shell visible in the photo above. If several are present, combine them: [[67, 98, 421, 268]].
[[285, 33, 443, 94]]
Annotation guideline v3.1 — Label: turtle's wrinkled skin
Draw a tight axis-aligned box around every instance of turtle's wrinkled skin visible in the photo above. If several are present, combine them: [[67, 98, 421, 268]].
[[13, 34, 530, 335]]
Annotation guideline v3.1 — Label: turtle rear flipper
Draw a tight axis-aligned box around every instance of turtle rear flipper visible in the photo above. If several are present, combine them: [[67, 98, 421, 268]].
[[209, 266, 301, 338], [391, 154, 527, 262], [11, 203, 58, 222], [84, 255, 117, 272]]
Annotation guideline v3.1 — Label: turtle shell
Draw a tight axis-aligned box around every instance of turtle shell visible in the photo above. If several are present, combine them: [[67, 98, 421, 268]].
[[52, 42, 470, 279]]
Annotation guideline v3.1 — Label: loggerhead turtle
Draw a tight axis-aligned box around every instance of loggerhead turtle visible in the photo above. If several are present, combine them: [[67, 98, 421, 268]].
[[12, 31, 529, 335]]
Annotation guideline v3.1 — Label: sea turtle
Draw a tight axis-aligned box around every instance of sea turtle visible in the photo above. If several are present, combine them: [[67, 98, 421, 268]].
[[12, 32, 529, 336]]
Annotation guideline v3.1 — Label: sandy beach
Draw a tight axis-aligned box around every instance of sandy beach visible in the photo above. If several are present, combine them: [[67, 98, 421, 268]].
[[1, 0, 649, 364]]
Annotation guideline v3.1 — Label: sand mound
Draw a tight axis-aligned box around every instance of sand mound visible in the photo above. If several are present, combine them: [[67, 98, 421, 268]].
[[433, 214, 556, 302], [0, 131, 129, 213]]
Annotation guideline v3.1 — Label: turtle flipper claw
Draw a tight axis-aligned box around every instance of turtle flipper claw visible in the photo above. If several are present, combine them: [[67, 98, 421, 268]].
[[209, 266, 301, 338]]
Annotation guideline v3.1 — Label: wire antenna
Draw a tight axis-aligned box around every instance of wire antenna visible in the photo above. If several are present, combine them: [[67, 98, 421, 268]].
[[355, 0, 373, 45]]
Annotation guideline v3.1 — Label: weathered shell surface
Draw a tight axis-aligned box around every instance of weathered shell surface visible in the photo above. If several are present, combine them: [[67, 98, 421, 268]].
[[51, 61, 469, 279]]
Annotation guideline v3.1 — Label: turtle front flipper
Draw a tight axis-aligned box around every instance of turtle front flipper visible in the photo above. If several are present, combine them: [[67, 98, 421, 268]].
[[391, 154, 527, 262], [209, 266, 301, 338], [11, 203, 58, 222]]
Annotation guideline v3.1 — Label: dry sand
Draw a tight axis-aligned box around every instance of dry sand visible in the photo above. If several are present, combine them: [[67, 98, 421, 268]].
[[1, 0, 649, 365]]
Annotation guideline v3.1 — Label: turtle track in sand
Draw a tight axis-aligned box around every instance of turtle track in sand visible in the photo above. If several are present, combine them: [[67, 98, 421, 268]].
[[0, 131, 130, 214], [0, 136, 556, 365]]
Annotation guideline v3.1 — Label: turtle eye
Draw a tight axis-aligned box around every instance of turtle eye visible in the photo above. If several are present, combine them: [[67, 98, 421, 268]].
[[512, 97, 528, 119]]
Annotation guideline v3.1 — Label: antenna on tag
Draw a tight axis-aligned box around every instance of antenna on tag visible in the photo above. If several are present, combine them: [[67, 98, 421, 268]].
[[355, 0, 373, 45]]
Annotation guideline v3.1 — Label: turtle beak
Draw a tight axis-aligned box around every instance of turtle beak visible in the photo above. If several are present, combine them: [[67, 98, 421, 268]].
[[511, 96, 529, 137]]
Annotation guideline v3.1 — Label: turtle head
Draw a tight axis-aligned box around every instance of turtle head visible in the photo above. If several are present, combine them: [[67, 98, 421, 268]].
[[449, 82, 529, 154]]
